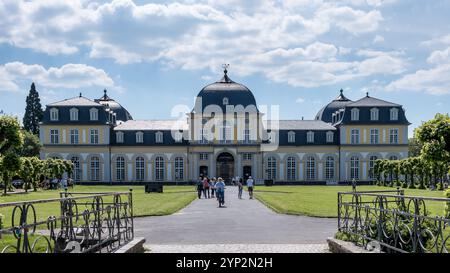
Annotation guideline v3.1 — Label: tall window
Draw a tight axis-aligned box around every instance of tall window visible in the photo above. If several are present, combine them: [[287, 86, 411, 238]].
[[116, 156, 125, 181], [350, 156, 359, 180], [200, 129, 208, 144], [370, 108, 379, 121], [351, 108, 359, 121], [325, 156, 335, 180], [389, 129, 399, 144], [306, 156, 316, 180], [136, 132, 144, 143], [266, 156, 277, 180], [70, 108, 78, 121], [351, 129, 360, 144], [288, 131, 295, 143], [90, 156, 100, 181], [369, 156, 378, 180], [199, 153, 208, 160], [90, 129, 99, 144], [174, 131, 183, 143], [135, 156, 145, 181], [390, 108, 399, 121], [243, 129, 250, 143], [155, 132, 163, 143], [70, 129, 79, 144], [307, 131, 314, 143], [370, 129, 379, 144], [155, 156, 165, 181], [116, 131, 124, 143], [326, 131, 334, 143], [222, 121, 232, 143], [71, 156, 81, 181], [50, 108, 59, 121], [90, 108, 99, 121], [175, 157, 184, 180], [50, 129, 59, 144], [286, 156, 296, 180], [243, 153, 252, 161]]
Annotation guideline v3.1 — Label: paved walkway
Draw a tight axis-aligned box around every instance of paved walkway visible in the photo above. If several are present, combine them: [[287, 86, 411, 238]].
[[134, 186, 336, 253]]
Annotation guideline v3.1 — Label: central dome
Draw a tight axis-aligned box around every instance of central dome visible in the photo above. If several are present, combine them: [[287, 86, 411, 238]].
[[193, 69, 257, 112]]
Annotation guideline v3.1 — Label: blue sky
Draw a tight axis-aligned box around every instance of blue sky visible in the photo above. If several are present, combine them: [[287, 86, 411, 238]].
[[0, 0, 450, 136]]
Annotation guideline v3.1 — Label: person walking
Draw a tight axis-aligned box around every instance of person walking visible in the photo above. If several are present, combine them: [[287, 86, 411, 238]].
[[247, 176, 254, 199], [215, 177, 226, 207], [237, 177, 243, 199], [210, 177, 216, 198], [196, 177, 204, 199], [203, 177, 211, 198]]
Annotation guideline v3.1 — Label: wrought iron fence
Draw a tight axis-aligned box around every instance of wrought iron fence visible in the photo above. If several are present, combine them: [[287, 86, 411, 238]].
[[0, 190, 134, 253], [338, 189, 450, 253]]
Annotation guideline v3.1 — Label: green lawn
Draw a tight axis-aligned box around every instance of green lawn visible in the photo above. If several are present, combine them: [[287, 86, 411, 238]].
[[254, 185, 449, 218], [0, 185, 196, 228]]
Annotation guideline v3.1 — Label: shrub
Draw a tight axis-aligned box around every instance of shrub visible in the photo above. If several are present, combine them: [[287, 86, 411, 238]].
[[445, 190, 450, 219]]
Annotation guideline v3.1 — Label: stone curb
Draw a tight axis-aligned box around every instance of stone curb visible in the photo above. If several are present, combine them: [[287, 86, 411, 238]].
[[115, 237, 146, 253], [327, 238, 381, 253]]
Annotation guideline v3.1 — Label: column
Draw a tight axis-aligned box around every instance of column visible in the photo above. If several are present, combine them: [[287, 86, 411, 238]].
[[148, 162, 153, 181], [363, 162, 367, 181], [128, 163, 133, 181], [167, 161, 172, 181], [318, 162, 323, 181], [82, 163, 88, 181], [279, 162, 284, 181]]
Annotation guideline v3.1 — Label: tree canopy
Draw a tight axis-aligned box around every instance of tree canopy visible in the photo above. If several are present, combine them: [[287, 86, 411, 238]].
[[23, 82, 43, 135]]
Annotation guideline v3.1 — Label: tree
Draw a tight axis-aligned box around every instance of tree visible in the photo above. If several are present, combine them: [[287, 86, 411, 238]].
[[0, 116, 23, 156], [16, 130, 41, 157], [415, 113, 450, 163], [1, 153, 21, 195], [408, 137, 422, 157], [23, 83, 43, 135], [19, 157, 34, 193]]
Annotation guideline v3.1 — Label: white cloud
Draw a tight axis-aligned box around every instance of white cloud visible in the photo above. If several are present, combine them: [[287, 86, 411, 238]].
[[427, 47, 450, 65], [0, 62, 114, 92], [373, 35, 385, 44], [296, 97, 305, 103]]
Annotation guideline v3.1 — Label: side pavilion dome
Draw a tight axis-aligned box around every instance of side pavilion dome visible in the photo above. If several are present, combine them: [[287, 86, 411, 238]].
[[315, 89, 352, 123], [95, 90, 133, 122], [193, 68, 258, 113]]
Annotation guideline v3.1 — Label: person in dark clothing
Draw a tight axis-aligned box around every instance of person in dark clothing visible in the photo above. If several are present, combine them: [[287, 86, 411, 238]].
[[210, 177, 216, 198], [196, 177, 204, 199]]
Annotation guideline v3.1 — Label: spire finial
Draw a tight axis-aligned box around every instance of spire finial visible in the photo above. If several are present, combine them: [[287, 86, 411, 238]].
[[222, 63, 229, 75], [340, 89, 343, 94], [79, 92, 82, 97], [104, 89, 107, 95], [366, 91, 369, 97]]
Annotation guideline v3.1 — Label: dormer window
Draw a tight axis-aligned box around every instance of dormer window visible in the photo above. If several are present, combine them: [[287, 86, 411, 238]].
[[174, 130, 183, 143], [90, 108, 99, 121], [70, 108, 78, 121], [351, 108, 359, 121], [50, 108, 59, 121], [116, 131, 124, 143], [136, 131, 144, 143], [390, 108, 399, 121], [326, 131, 334, 143], [223, 97, 229, 105], [155, 131, 163, 143], [307, 131, 314, 143], [370, 108, 379, 121], [288, 131, 295, 143], [332, 113, 336, 123]]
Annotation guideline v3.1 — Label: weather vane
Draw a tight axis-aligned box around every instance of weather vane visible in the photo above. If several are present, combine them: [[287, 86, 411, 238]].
[[222, 63, 230, 74]]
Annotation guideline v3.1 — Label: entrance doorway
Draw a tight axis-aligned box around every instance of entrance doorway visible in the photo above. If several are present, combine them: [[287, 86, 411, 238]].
[[243, 166, 252, 182], [216, 152, 234, 184], [199, 166, 208, 178]]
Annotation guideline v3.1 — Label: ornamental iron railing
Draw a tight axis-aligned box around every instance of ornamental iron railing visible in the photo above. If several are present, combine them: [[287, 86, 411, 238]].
[[338, 189, 450, 253], [0, 190, 133, 253]]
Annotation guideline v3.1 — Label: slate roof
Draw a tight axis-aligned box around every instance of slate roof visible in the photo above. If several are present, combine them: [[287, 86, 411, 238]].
[[315, 89, 353, 123], [114, 120, 189, 131], [47, 96, 102, 107], [265, 120, 337, 130], [346, 95, 401, 107]]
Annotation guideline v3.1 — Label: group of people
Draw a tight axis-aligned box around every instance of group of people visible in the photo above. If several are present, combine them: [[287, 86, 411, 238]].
[[196, 175, 255, 206]]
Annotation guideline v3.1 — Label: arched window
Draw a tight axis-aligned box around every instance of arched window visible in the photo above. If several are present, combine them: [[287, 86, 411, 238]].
[[90, 156, 100, 181], [50, 108, 59, 121], [266, 156, 277, 180], [306, 156, 316, 180], [70, 108, 79, 121], [135, 156, 145, 181], [286, 156, 296, 180], [288, 131, 295, 143], [369, 156, 378, 180], [89, 108, 99, 121], [390, 108, 399, 121], [351, 108, 359, 121], [155, 156, 165, 181], [325, 156, 335, 180], [370, 108, 379, 121], [350, 156, 360, 180], [136, 132, 144, 143], [71, 156, 81, 181], [175, 157, 184, 180], [307, 131, 314, 143], [116, 156, 125, 181]]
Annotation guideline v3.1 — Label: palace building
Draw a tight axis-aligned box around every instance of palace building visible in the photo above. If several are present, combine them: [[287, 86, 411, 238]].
[[39, 68, 410, 184]]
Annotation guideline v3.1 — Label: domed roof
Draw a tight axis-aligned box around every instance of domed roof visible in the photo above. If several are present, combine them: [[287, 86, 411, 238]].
[[193, 68, 258, 113], [315, 89, 353, 123], [95, 90, 133, 121]]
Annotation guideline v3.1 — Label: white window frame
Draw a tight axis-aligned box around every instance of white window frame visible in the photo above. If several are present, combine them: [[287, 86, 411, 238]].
[[174, 157, 184, 181], [390, 108, 399, 121], [243, 129, 250, 143], [369, 156, 378, 180], [223, 97, 229, 105], [286, 156, 296, 181], [351, 129, 360, 144], [90, 129, 99, 144], [266, 156, 277, 180], [50, 129, 59, 144], [70, 129, 79, 144], [50, 108, 59, 121], [116, 156, 125, 181], [136, 131, 144, 143], [243, 153, 252, 161], [70, 108, 79, 121], [370, 128, 379, 144], [389, 128, 399, 144], [306, 156, 316, 180], [288, 131, 295, 143], [306, 131, 314, 143], [90, 108, 99, 121], [155, 131, 163, 143], [325, 156, 334, 180], [350, 156, 360, 180], [155, 156, 165, 181], [326, 131, 334, 143], [116, 131, 124, 143], [135, 156, 145, 181], [370, 108, 379, 121], [90, 156, 100, 181], [351, 108, 359, 121], [71, 156, 81, 181]]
